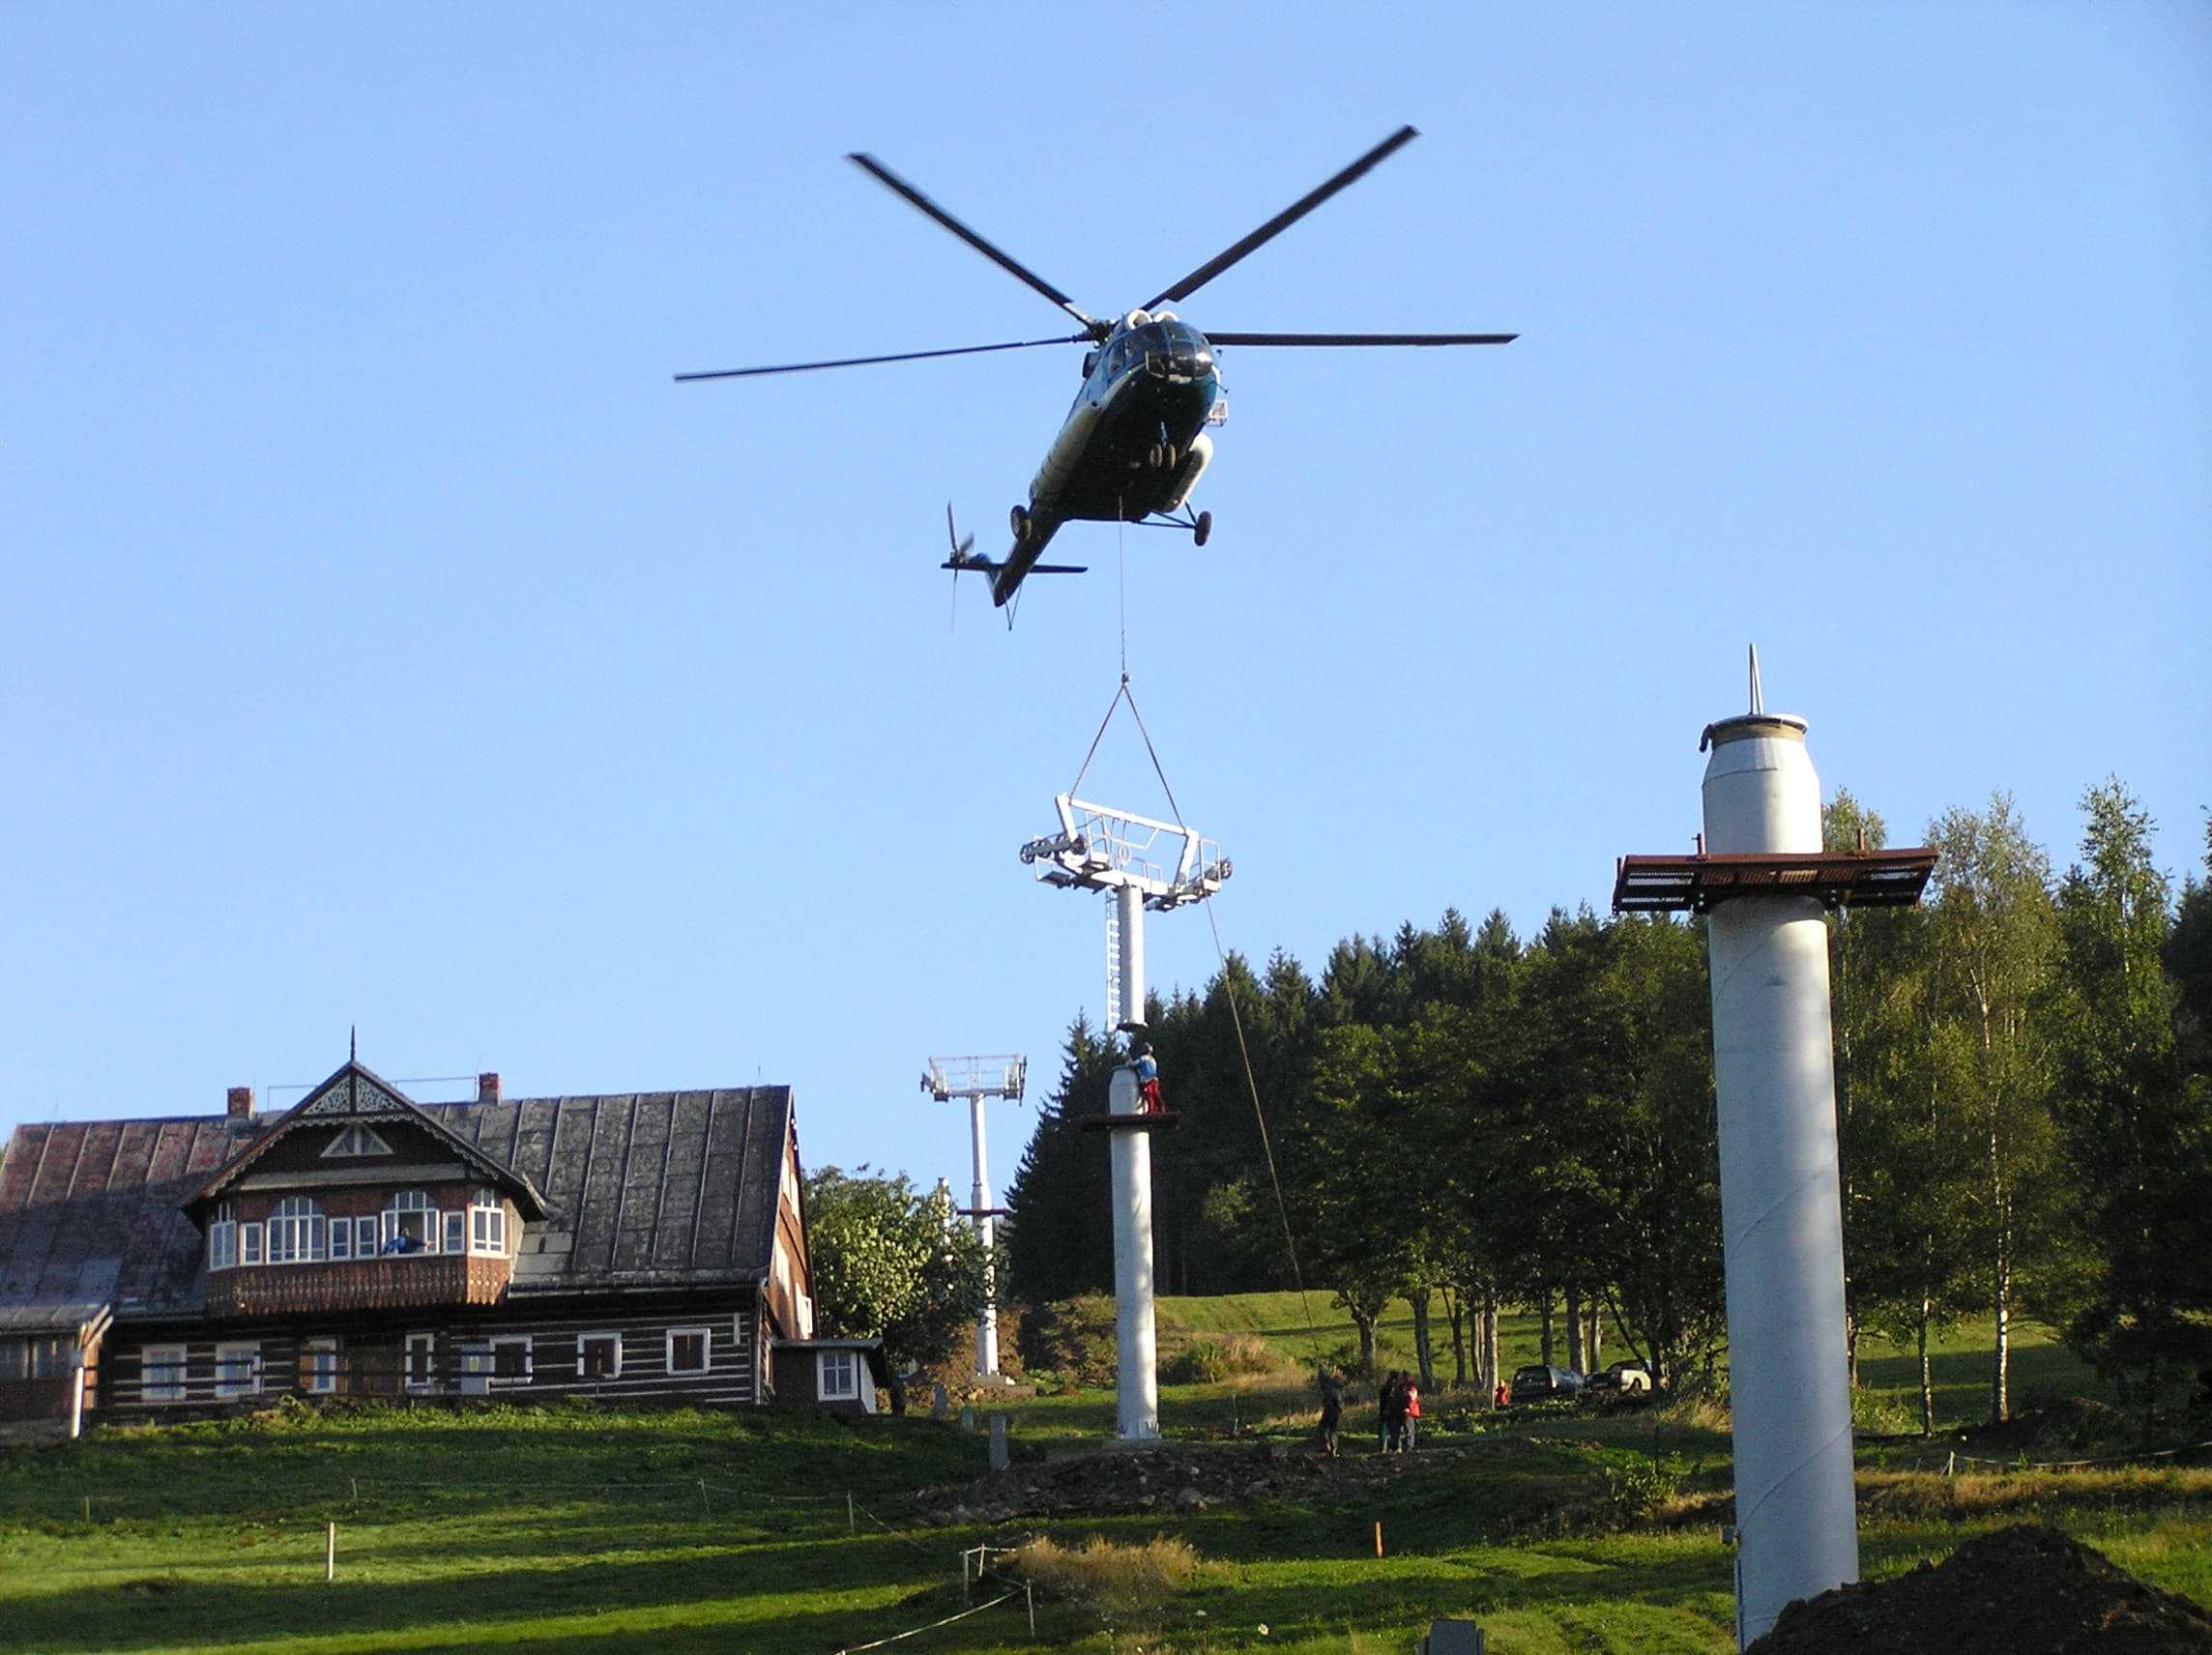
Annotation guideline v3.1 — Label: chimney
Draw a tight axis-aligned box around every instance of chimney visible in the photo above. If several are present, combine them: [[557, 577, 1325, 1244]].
[[478, 1072, 502, 1105], [226, 1086, 255, 1122]]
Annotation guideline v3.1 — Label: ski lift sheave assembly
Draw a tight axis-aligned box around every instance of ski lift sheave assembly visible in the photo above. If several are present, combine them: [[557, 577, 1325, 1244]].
[[1020, 796, 1231, 912]]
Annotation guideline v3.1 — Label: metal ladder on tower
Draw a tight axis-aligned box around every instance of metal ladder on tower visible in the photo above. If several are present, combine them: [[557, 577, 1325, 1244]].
[[1103, 889, 1123, 1031]]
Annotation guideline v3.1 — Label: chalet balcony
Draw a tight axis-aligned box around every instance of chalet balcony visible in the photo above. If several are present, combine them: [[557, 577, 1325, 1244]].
[[206, 1253, 512, 1320]]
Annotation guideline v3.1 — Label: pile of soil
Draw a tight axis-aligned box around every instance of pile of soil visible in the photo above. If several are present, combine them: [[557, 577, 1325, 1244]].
[[901, 1439, 1433, 1526], [1956, 1398, 2136, 1460], [1754, 1524, 2212, 1654]]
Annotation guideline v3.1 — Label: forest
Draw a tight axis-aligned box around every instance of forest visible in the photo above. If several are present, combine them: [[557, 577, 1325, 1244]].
[[1003, 779, 2212, 1433]]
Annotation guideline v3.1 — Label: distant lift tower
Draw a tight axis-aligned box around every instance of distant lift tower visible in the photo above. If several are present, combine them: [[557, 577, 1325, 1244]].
[[1021, 794, 1230, 1439], [921, 1055, 1027, 1380]]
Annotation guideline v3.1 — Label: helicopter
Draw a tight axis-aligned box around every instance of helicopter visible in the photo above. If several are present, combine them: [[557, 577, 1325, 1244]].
[[678, 125, 1515, 612]]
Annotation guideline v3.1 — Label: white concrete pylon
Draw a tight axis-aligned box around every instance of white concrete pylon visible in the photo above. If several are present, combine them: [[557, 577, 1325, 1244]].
[[1702, 707, 1859, 1647], [1110, 882, 1159, 1439], [969, 1094, 997, 1378]]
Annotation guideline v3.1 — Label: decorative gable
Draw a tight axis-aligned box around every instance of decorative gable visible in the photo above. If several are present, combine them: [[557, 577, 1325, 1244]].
[[186, 1060, 547, 1220], [298, 1069, 416, 1118]]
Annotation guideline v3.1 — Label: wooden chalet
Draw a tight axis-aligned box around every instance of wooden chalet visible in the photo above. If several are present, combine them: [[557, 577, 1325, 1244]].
[[0, 1059, 878, 1426]]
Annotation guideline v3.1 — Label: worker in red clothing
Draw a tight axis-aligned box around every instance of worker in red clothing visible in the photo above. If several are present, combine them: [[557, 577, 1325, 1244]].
[[1132, 1041, 1163, 1114]]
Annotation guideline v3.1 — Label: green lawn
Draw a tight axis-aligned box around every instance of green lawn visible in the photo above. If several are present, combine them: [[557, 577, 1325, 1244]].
[[0, 1302, 2198, 1654]]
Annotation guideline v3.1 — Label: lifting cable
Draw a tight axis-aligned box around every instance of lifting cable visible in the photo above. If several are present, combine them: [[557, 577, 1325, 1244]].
[[1064, 525, 1326, 1363]]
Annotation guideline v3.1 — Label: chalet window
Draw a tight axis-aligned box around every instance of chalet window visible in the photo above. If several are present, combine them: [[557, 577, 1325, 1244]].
[[302, 1338, 338, 1395], [491, 1336, 533, 1384], [382, 1190, 438, 1254], [321, 1123, 393, 1158], [354, 1216, 379, 1257], [215, 1340, 261, 1399], [442, 1210, 466, 1256], [818, 1350, 859, 1402], [405, 1332, 438, 1391], [666, 1327, 710, 1376], [469, 1189, 507, 1256], [241, 1222, 265, 1266], [208, 1203, 238, 1271], [142, 1343, 188, 1404], [268, 1196, 326, 1263], [329, 1217, 353, 1262], [1, 1338, 68, 1380], [577, 1332, 622, 1380]]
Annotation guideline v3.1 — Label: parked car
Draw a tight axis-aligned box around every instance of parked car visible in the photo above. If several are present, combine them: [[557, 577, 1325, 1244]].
[[1508, 1363, 1584, 1405], [1582, 1359, 1654, 1401]]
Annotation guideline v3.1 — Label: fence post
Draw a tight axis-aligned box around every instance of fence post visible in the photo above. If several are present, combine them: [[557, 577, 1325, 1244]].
[[1945, 1450, 1956, 1478], [847, 1490, 856, 1535], [698, 1479, 708, 1517], [326, 1521, 335, 1582], [82, 1495, 91, 1524], [1026, 1580, 1035, 1634]]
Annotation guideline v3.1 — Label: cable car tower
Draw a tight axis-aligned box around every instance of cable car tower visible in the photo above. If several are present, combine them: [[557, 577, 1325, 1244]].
[[920, 1054, 1028, 1381], [1020, 794, 1230, 1439]]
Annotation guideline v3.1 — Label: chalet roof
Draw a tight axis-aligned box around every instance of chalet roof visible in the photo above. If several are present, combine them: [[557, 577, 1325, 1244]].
[[0, 1082, 798, 1321], [422, 1089, 794, 1296]]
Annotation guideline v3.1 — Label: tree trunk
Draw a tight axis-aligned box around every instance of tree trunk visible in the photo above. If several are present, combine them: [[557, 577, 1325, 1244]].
[[1443, 1286, 1468, 1387], [1540, 1294, 1555, 1367], [1352, 1306, 1378, 1378], [1991, 1234, 2011, 1425], [1846, 1309, 1860, 1391], [1565, 1290, 1585, 1373], [1411, 1288, 1437, 1390], [1481, 1288, 1499, 1403], [1917, 1295, 1935, 1438], [1586, 1304, 1602, 1372]]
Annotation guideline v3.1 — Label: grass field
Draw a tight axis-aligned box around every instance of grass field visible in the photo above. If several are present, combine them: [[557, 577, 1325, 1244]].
[[2, 1299, 2203, 1654]]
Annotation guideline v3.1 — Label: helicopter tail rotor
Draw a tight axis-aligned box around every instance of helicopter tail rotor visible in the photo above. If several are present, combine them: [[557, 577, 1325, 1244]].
[[944, 503, 978, 630]]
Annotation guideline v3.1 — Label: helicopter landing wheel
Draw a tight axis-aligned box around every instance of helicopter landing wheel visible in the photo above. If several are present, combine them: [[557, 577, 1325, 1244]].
[[1162, 444, 1179, 473], [1010, 504, 1030, 542], [1193, 510, 1212, 548], [1146, 444, 1163, 472]]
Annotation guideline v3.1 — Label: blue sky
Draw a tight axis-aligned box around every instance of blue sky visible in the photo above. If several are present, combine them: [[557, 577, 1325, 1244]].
[[7, 4, 2207, 1194]]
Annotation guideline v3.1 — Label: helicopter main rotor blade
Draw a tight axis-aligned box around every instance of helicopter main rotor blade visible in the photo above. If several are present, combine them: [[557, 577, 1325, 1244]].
[[675, 334, 1089, 381], [1143, 125, 1420, 310], [848, 153, 1103, 336], [1205, 331, 1518, 346]]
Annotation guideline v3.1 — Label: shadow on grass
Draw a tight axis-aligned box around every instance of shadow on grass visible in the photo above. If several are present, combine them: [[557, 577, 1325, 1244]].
[[4, 1536, 964, 1655]]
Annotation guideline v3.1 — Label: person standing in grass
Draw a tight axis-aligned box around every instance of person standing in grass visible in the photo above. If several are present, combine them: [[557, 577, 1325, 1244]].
[[1317, 1369, 1344, 1458], [1400, 1376, 1420, 1451], [1379, 1371, 1405, 1452]]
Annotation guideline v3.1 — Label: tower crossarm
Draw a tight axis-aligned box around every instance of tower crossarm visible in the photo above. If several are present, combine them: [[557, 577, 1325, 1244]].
[[1018, 794, 1231, 910], [920, 1055, 1028, 1103]]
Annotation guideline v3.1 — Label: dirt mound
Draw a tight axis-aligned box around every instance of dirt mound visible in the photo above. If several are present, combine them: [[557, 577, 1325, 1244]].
[[1959, 1398, 2135, 1459], [901, 1440, 1431, 1526], [1753, 1524, 2212, 1654]]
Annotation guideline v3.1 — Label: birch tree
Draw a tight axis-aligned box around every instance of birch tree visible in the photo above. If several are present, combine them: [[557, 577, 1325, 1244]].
[[1924, 795, 2060, 1424]]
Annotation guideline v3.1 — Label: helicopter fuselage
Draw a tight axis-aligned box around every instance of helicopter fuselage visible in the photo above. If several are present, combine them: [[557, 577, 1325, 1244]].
[[989, 310, 1221, 605]]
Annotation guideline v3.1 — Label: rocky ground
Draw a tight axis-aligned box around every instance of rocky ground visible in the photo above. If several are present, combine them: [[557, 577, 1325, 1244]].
[[900, 1439, 1438, 1525], [1754, 1525, 2212, 1654]]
